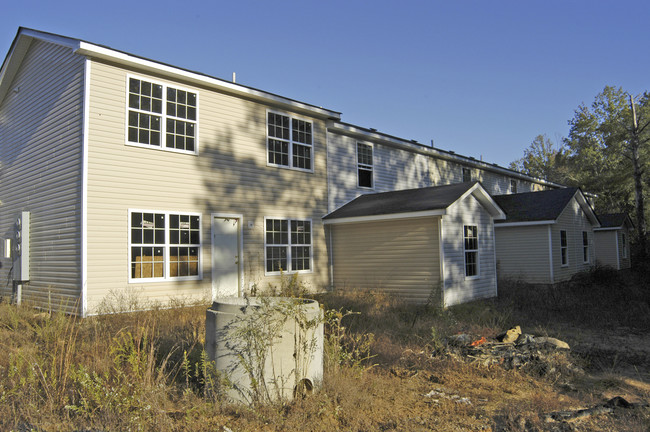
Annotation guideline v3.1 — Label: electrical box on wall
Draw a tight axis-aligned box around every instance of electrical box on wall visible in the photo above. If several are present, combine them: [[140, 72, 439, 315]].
[[3, 239, 11, 259], [13, 211, 30, 281]]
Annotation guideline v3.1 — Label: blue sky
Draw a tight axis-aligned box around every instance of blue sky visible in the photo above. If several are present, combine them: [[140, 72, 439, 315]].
[[2, 0, 648, 167]]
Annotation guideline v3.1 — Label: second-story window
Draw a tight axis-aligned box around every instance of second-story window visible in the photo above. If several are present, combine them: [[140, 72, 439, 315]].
[[357, 143, 373, 188], [127, 77, 197, 154], [510, 179, 518, 193], [462, 167, 472, 182], [267, 112, 313, 171]]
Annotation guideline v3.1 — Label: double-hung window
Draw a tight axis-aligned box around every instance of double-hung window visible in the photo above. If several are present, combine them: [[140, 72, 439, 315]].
[[127, 77, 198, 153], [510, 179, 517, 193], [130, 210, 201, 281], [560, 230, 568, 266], [622, 233, 628, 258], [462, 167, 472, 182], [357, 143, 373, 188], [463, 225, 479, 277], [582, 231, 589, 263], [265, 218, 312, 274], [267, 112, 313, 170]]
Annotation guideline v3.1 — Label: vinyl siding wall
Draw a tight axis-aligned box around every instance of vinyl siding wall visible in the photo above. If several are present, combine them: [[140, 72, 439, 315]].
[[441, 194, 498, 306], [326, 132, 432, 211], [85, 60, 329, 313], [329, 217, 441, 303], [552, 198, 595, 281], [594, 229, 631, 270], [0, 40, 85, 313], [594, 230, 619, 269], [494, 225, 552, 283], [326, 130, 550, 213]]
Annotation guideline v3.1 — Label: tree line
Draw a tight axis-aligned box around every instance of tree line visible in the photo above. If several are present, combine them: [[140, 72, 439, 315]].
[[510, 86, 649, 258]]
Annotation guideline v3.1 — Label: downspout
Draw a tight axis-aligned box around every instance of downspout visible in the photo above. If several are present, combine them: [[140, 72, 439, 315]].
[[547, 225, 554, 284], [438, 216, 446, 307], [492, 218, 498, 298], [81, 58, 91, 317], [615, 230, 620, 270], [327, 226, 334, 290]]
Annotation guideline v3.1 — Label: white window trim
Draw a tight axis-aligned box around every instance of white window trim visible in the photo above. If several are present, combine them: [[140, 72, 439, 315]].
[[265, 109, 315, 173], [463, 224, 480, 279], [356, 142, 374, 189], [263, 216, 314, 275], [125, 74, 199, 155], [510, 179, 517, 194], [560, 230, 569, 267], [128, 209, 203, 283], [582, 231, 590, 264]]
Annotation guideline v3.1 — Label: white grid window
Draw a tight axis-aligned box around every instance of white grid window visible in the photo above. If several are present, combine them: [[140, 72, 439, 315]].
[[560, 230, 568, 266], [267, 112, 312, 170], [265, 218, 312, 274], [510, 179, 517, 194], [463, 225, 479, 277], [582, 231, 589, 263], [127, 77, 198, 154], [357, 143, 373, 188], [130, 211, 201, 281], [622, 233, 628, 258]]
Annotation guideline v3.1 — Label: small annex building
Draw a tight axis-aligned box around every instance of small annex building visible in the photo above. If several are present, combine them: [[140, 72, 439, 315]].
[[323, 182, 506, 307], [492, 188, 600, 284], [594, 213, 633, 270]]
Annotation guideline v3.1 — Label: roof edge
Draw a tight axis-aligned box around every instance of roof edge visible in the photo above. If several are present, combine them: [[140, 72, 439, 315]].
[[327, 121, 566, 189], [323, 209, 446, 225]]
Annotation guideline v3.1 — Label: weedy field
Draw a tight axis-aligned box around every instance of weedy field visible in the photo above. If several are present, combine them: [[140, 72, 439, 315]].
[[0, 266, 649, 431]]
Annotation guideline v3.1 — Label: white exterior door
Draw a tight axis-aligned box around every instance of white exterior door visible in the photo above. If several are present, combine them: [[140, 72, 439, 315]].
[[211, 216, 241, 298]]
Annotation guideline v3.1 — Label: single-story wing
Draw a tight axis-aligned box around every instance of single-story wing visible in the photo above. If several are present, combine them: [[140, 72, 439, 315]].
[[323, 182, 505, 306], [493, 188, 600, 284], [594, 213, 634, 270]]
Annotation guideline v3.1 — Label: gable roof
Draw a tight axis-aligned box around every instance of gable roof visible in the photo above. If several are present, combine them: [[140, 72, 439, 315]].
[[595, 213, 634, 230], [493, 188, 600, 226], [323, 182, 505, 224], [0, 27, 341, 120]]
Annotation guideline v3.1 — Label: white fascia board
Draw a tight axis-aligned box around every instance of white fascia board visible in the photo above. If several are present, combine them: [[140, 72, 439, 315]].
[[323, 209, 445, 225], [1, 29, 80, 96], [573, 191, 601, 227], [445, 182, 506, 220], [327, 122, 565, 189], [495, 220, 556, 228], [75, 42, 340, 120]]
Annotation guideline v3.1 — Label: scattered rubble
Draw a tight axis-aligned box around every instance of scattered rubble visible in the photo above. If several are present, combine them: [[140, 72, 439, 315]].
[[444, 326, 580, 376], [424, 388, 472, 405], [544, 396, 649, 423]]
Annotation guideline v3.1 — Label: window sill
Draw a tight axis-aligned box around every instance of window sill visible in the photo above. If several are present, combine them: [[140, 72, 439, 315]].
[[129, 275, 203, 283], [266, 162, 314, 174], [126, 141, 198, 156]]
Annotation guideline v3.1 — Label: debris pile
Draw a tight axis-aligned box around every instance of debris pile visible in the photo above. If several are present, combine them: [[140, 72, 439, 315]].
[[544, 396, 649, 423], [446, 326, 581, 377]]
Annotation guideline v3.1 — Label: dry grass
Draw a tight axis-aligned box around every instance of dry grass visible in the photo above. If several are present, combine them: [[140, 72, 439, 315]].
[[0, 269, 648, 431]]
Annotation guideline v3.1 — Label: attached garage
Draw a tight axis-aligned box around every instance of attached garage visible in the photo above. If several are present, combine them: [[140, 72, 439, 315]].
[[323, 182, 505, 306]]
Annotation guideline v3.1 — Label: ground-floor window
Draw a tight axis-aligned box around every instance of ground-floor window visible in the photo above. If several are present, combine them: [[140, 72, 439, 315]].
[[129, 210, 201, 281], [463, 225, 479, 277], [582, 231, 589, 263], [560, 230, 568, 266], [265, 218, 312, 274], [622, 233, 627, 258]]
